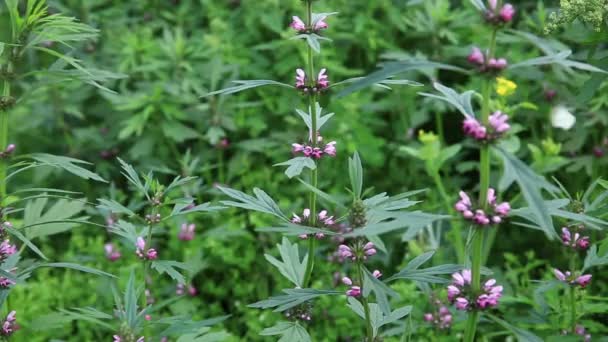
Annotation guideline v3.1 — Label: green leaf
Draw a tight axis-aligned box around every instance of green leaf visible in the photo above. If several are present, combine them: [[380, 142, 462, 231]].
[[294, 102, 335, 134], [583, 245, 608, 271], [23, 196, 88, 239], [296, 178, 347, 210], [469, 0, 487, 11], [218, 186, 288, 221], [260, 321, 311, 342], [485, 313, 544, 342], [117, 158, 148, 197], [419, 82, 476, 117], [349, 152, 363, 199], [257, 223, 335, 237], [30, 153, 106, 182], [151, 260, 192, 284], [5, 226, 47, 260], [249, 288, 341, 312], [291, 33, 331, 53], [202, 80, 293, 97], [495, 147, 559, 240], [274, 157, 316, 179], [510, 51, 608, 73], [387, 251, 464, 283], [162, 121, 202, 143], [41, 263, 115, 278], [363, 267, 399, 315], [96, 198, 136, 217], [124, 270, 139, 328], [264, 237, 308, 288], [158, 315, 230, 337], [336, 60, 466, 98]]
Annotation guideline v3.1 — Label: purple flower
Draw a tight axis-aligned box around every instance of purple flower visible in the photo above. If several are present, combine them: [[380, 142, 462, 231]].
[[489, 111, 510, 133], [178, 223, 196, 241], [295, 68, 307, 88], [462, 117, 488, 140], [488, 58, 508, 70], [346, 286, 361, 297], [135, 237, 157, 260], [1, 311, 17, 336], [468, 47, 485, 65], [455, 189, 509, 225], [561, 227, 590, 251], [0, 277, 14, 288], [575, 274, 592, 288], [104, 243, 121, 262], [338, 244, 354, 259], [0, 240, 16, 261], [423, 313, 434, 322], [553, 268, 570, 282], [317, 68, 329, 89], [323, 141, 337, 156], [290, 16, 306, 32], [499, 4, 515, 22], [455, 297, 469, 310], [447, 285, 460, 301], [372, 270, 382, 279], [313, 15, 329, 30]]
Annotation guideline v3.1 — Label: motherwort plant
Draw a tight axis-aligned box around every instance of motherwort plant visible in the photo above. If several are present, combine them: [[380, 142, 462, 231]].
[[203, 0, 464, 340]]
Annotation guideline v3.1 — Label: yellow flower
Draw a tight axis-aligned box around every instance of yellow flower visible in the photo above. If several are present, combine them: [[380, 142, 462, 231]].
[[495, 77, 517, 97]]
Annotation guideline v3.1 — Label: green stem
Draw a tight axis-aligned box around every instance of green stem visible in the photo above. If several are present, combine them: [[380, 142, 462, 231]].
[[464, 27, 498, 342], [356, 262, 374, 341], [302, 0, 317, 288], [0, 79, 10, 206], [569, 286, 576, 333]]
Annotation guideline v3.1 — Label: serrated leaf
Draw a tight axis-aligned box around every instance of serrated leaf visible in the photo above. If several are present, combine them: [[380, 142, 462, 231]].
[[249, 288, 341, 312], [41, 263, 115, 278], [363, 267, 398, 315], [23, 196, 88, 239], [151, 260, 192, 284], [583, 245, 608, 271], [218, 186, 288, 221], [96, 199, 136, 217], [260, 321, 311, 342], [265, 237, 308, 288], [202, 80, 293, 97], [336, 60, 466, 98], [30, 153, 106, 182], [419, 82, 476, 117], [275, 157, 316, 179], [496, 147, 559, 240], [510, 51, 608, 73], [349, 152, 363, 199]]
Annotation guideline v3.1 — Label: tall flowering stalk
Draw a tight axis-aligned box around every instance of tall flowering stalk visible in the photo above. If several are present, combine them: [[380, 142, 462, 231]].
[[463, 1, 513, 340]]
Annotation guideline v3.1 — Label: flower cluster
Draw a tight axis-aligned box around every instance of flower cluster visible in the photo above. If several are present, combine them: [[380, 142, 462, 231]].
[[342, 270, 381, 297], [454, 188, 510, 226], [561, 227, 590, 250], [553, 269, 592, 288], [423, 305, 453, 330], [337, 241, 377, 261], [0, 144, 15, 159], [562, 325, 591, 342], [290, 15, 328, 33], [462, 111, 510, 141], [0, 239, 17, 262], [0, 276, 15, 289], [144, 213, 161, 224], [135, 237, 157, 260], [295, 68, 330, 93], [178, 223, 196, 241], [483, 0, 515, 24], [1, 311, 17, 337], [176, 283, 198, 297], [291, 208, 335, 239], [447, 270, 503, 311], [104, 243, 121, 262], [467, 47, 508, 72], [292, 139, 336, 159]]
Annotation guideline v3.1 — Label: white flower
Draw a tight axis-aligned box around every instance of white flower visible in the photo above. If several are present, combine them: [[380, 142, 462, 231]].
[[550, 105, 576, 130]]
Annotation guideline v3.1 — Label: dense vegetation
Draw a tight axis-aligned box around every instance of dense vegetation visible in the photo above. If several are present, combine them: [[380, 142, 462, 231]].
[[0, 0, 607, 341]]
